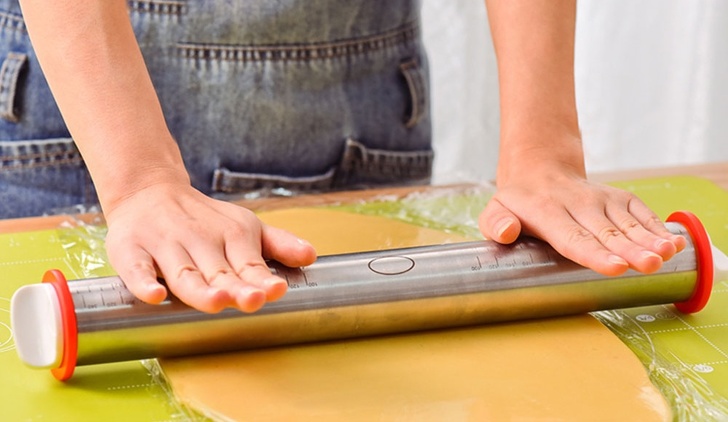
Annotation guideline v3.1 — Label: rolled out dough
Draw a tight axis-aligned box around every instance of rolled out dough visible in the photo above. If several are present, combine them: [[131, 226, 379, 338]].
[[159, 208, 671, 421]]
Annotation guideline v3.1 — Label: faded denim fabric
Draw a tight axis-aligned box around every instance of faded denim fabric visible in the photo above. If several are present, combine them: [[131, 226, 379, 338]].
[[0, 0, 432, 218]]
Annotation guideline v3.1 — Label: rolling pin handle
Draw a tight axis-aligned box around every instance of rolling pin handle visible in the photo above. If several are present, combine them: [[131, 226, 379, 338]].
[[10, 269, 77, 380], [667, 211, 714, 313], [42, 269, 78, 381]]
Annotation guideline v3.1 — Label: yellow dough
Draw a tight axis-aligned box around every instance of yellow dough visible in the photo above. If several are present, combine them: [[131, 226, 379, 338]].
[[160, 208, 671, 421]]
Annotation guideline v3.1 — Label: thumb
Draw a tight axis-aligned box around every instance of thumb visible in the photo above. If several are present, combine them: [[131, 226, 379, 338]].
[[478, 198, 522, 244]]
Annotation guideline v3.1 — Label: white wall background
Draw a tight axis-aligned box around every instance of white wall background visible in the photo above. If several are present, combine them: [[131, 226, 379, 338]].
[[422, 0, 728, 184]]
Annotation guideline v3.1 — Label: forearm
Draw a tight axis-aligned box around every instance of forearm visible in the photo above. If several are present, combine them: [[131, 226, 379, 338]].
[[484, 0, 583, 179], [18, 0, 187, 211]]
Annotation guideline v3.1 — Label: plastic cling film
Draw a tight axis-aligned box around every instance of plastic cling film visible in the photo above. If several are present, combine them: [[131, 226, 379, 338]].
[[56, 217, 114, 279], [333, 184, 493, 239], [53, 217, 202, 420], [594, 310, 728, 421], [142, 360, 212, 422], [50, 186, 728, 420]]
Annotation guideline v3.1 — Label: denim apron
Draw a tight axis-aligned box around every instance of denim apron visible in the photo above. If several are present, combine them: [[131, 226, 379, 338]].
[[0, 0, 432, 218]]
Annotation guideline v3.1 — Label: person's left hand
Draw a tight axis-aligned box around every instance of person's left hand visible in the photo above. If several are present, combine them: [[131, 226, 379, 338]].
[[478, 152, 686, 276]]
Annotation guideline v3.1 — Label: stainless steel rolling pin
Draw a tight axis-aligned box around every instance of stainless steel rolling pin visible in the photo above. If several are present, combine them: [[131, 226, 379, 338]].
[[11, 211, 726, 381]]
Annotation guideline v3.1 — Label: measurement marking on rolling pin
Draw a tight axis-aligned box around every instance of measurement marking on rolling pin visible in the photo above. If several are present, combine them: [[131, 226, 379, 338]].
[[471, 256, 482, 271], [284, 273, 300, 289], [302, 271, 317, 287]]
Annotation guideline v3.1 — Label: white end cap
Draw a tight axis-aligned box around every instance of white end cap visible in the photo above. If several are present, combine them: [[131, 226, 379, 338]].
[[10, 283, 63, 368], [713, 245, 728, 284]]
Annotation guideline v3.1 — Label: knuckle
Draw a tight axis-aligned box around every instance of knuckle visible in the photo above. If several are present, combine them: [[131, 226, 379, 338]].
[[128, 260, 157, 276], [617, 190, 637, 202], [174, 264, 201, 281], [223, 224, 251, 240], [205, 267, 234, 284], [565, 226, 596, 246], [616, 218, 641, 233], [235, 262, 270, 280], [645, 215, 664, 230], [596, 226, 623, 245]]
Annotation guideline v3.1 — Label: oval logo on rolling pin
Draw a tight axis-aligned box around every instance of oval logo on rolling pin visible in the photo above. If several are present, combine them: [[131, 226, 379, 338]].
[[368, 256, 415, 275]]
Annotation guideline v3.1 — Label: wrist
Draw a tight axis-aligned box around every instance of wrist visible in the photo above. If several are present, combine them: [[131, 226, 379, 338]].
[[89, 134, 191, 215], [496, 129, 586, 187]]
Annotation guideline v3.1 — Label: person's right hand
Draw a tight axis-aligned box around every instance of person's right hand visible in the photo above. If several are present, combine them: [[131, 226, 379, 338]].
[[16, 1, 317, 314], [103, 180, 317, 313]]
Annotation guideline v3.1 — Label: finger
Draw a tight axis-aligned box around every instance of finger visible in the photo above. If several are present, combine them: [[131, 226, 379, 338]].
[[524, 207, 631, 276], [580, 212, 663, 274], [182, 233, 270, 311], [221, 228, 289, 304], [153, 244, 230, 313], [626, 198, 687, 254], [605, 204, 677, 263], [205, 269, 269, 313], [478, 198, 522, 244], [261, 224, 317, 267], [107, 243, 168, 305]]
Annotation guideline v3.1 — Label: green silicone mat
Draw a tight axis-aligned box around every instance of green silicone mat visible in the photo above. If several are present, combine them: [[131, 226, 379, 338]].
[[1, 175, 727, 420], [0, 228, 194, 421], [599, 176, 728, 419]]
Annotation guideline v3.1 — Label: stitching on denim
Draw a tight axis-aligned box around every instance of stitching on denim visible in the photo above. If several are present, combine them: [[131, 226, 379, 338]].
[[210, 138, 432, 193], [400, 59, 426, 129], [0, 52, 27, 122], [0, 140, 83, 170], [336, 139, 432, 186], [128, 0, 187, 15], [356, 149, 433, 177], [212, 167, 336, 193], [0, 11, 25, 33], [0, 157, 83, 171], [177, 21, 420, 63]]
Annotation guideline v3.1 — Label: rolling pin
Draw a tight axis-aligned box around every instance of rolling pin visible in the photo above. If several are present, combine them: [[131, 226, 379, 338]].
[[10, 211, 726, 380]]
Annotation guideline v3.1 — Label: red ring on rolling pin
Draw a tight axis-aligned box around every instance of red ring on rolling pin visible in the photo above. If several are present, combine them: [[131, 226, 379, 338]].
[[667, 211, 713, 313], [42, 269, 78, 381]]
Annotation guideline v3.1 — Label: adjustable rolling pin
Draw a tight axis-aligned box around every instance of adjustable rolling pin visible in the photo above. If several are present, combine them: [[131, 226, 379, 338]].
[[11, 211, 728, 381]]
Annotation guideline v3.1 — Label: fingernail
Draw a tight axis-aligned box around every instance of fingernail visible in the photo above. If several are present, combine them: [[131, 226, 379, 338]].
[[264, 277, 287, 289], [147, 284, 167, 295], [297, 238, 312, 247], [670, 234, 687, 249], [240, 288, 266, 313], [608, 254, 628, 266], [207, 286, 224, 297], [642, 250, 662, 261], [496, 219, 515, 238], [654, 239, 669, 249], [147, 283, 165, 292]]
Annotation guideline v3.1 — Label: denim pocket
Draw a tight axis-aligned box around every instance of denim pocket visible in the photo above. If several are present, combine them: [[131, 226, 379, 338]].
[[0, 137, 95, 218], [0, 6, 94, 217], [211, 138, 432, 197], [336, 139, 433, 186]]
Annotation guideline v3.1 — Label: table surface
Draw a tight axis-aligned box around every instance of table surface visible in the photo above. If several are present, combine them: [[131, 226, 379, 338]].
[[1, 161, 726, 420]]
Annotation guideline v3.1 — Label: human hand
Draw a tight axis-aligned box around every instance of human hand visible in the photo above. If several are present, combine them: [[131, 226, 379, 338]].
[[478, 152, 686, 276], [103, 181, 317, 313], [19, 0, 319, 314]]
